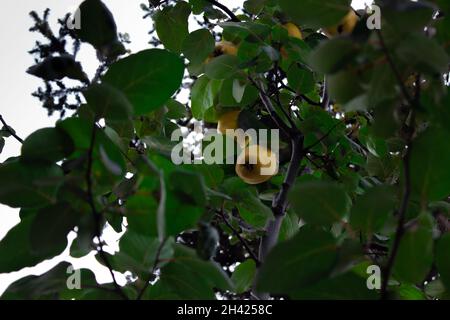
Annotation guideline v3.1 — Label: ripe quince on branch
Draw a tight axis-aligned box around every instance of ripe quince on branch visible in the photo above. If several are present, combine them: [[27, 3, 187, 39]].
[[324, 10, 359, 37], [205, 41, 238, 64], [235, 145, 278, 185]]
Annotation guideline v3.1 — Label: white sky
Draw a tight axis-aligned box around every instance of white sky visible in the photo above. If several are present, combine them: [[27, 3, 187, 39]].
[[0, 0, 370, 295]]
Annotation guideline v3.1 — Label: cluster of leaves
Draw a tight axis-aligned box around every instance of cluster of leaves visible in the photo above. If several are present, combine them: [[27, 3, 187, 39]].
[[0, 0, 449, 300]]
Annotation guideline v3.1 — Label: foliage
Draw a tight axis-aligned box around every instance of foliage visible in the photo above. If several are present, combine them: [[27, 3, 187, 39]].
[[0, 0, 449, 300]]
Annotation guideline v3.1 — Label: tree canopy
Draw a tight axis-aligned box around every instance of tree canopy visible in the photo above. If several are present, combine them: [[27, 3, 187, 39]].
[[0, 0, 449, 300]]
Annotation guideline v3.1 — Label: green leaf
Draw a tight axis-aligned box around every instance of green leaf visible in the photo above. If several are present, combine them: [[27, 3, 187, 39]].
[[256, 226, 338, 294], [182, 163, 224, 189], [287, 63, 315, 94], [30, 202, 80, 256], [182, 29, 215, 65], [278, 0, 351, 28], [350, 185, 397, 234], [0, 137, 4, 153], [165, 193, 204, 236], [436, 233, 450, 291], [222, 177, 272, 229], [367, 64, 397, 108], [0, 159, 63, 208], [169, 169, 207, 206], [0, 214, 64, 273], [126, 194, 159, 237], [21, 127, 74, 163], [395, 33, 449, 74], [394, 284, 427, 300], [83, 83, 133, 121], [112, 231, 174, 279], [409, 126, 450, 203], [103, 49, 185, 115], [191, 75, 222, 120], [231, 260, 256, 294], [244, 0, 267, 15], [290, 271, 378, 300], [155, 2, 191, 53], [392, 214, 433, 284], [165, 99, 187, 119], [155, 244, 233, 299], [219, 78, 258, 107], [327, 69, 364, 104], [290, 180, 350, 226], [205, 55, 240, 80], [308, 38, 355, 74]]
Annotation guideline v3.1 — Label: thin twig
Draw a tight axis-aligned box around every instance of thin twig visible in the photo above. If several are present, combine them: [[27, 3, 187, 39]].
[[218, 208, 260, 266], [85, 122, 128, 300], [249, 77, 294, 138], [304, 121, 344, 151], [379, 67, 419, 298], [136, 237, 168, 300], [376, 30, 414, 106], [0, 115, 24, 143]]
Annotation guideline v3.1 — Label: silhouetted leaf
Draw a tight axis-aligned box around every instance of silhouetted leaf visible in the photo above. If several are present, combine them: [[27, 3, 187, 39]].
[[21, 127, 74, 163], [83, 83, 133, 121], [0, 159, 63, 208]]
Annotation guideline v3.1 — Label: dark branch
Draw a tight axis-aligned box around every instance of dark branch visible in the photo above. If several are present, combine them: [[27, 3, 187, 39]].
[[376, 30, 414, 107], [0, 115, 24, 143], [304, 121, 344, 151], [379, 67, 419, 298], [204, 0, 240, 22], [136, 237, 168, 300]]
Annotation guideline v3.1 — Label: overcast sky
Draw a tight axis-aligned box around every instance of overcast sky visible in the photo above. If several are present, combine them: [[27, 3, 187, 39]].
[[0, 0, 370, 295]]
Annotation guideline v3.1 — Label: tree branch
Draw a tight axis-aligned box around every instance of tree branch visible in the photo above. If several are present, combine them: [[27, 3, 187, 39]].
[[204, 0, 240, 22], [0, 114, 24, 143], [253, 134, 304, 299], [376, 30, 414, 106], [379, 69, 419, 299], [249, 77, 295, 138], [85, 123, 129, 300], [136, 237, 168, 300]]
